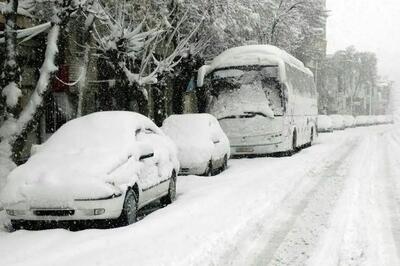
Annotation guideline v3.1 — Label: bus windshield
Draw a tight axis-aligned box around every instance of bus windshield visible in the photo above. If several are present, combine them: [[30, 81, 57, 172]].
[[208, 66, 285, 120]]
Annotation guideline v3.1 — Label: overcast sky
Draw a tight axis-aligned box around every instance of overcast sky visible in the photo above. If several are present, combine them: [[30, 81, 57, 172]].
[[326, 0, 400, 86]]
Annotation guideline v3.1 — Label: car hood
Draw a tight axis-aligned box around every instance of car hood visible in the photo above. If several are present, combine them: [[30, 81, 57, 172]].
[[0, 150, 137, 206]]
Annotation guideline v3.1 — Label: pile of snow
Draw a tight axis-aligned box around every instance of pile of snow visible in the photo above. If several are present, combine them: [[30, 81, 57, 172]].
[[0, 111, 178, 207], [207, 81, 275, 120], [162, 114, 229, 170], [317, 115, 333, 132]]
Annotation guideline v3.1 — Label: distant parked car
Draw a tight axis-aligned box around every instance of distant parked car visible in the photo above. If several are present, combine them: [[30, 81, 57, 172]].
[[1, 112, 179, 229], [329, 115, 346, 130], [317, 115, 333, 133], [343, 115, 356, 128], [367, 116, 378, 126], [162, 114, 230, 176], [355, 116, 369, 127]]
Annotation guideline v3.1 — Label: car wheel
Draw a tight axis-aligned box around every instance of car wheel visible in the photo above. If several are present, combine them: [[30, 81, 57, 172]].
[[161, 173, 177, 205], [310, 127, 315, 145], [117, 189, 138, 226], [221, 155, 228, 171], [204, 161, 213, 176]]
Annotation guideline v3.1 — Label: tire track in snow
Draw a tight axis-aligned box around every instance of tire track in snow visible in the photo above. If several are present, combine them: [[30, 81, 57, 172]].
[[259, 138, 361, 266], [382, 133, 400, 261], [224, 134, 362, 266], [304, 127, 399, 266]]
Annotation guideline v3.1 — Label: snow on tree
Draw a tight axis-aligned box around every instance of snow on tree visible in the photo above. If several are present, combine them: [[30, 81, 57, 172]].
[[0, 0, 92, 190]]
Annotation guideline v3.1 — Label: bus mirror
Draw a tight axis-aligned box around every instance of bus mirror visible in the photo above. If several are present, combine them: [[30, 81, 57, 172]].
[[197, 65, 212, 87]]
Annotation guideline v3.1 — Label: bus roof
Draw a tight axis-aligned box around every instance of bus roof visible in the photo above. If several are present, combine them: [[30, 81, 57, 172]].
[[197, 45, 313, 87], [212, 45, 313, 75]]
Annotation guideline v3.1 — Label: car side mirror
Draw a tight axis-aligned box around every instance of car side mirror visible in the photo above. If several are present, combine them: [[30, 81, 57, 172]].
[[139, 152, 154, 160], [211, 134, 220, 144], [138, 143, 154, 160]]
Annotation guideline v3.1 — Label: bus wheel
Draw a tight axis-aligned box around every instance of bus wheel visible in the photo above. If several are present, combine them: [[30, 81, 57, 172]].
[[309, 127, 314, 147], [287, 131, 297, 156]]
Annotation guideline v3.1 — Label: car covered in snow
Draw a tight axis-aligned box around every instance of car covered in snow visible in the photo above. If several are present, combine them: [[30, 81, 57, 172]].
[[1, 111, 179, 229], [162, 114, 230, 176], [355, 115, 369, 127], [317, 115, 333, 133], [343, 115, 356, 128], [329, 115, 346, 130]]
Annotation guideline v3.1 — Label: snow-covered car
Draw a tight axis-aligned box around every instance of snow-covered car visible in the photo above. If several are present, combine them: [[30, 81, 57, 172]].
[[162, 114, 230, 176], [343, 115, 356, 128], [317, 115, 333, 132], [355, 116, 368, 127], [366, 116, 378, 126], [329, 115, 346, 130], [1, 111, 179, 229]]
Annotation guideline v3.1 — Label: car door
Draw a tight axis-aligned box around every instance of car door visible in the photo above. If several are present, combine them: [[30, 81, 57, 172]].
[[136, 129, 162, 207], [142, 129, 171, 198], [210, 119, 225, 168]]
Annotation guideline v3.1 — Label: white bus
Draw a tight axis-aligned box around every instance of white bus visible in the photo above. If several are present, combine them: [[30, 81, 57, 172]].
[[197, 45, 318, 156]]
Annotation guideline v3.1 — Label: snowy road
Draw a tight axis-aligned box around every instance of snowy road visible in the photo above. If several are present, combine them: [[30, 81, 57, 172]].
[[0, 125, 399, 266]]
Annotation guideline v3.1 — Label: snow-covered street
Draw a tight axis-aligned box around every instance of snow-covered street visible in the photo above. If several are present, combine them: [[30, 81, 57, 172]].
[[0, 125, 399, 266]]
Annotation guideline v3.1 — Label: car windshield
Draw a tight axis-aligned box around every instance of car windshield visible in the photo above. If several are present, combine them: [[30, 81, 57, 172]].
[[208, 66, 284, 119]]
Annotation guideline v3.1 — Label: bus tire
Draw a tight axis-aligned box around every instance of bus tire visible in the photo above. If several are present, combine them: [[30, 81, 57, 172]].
[[291, 130, 297, 155]]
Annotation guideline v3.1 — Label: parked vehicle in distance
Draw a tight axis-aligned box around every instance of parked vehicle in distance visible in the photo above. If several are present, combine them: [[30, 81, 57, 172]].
[[343, 115, 356, 128], [355, 116, 368, 127], [197, 45, 318, 157], [1, 112, 179, 230], [329, 115, 346, 130], [162, 114, 230, 176], [317, 115, 333, 133], [366, 116, 378, 126], [376, 115, 387, 125]]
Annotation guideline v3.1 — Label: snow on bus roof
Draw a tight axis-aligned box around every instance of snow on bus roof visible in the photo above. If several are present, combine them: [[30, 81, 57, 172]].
[[211, 45, 313, 76], [197, 45, 313, 87]]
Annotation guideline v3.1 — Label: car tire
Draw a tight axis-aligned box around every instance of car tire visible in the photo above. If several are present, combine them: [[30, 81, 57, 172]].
[[117, 189, 138, 226], [161, 172, 177, 205], [204, 161, 213, 176], [310, 127, 315, 146], [221, 155, 228, 171]]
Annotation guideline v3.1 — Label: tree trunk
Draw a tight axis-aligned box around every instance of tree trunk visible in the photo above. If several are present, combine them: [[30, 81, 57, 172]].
[[1, 0, 21, 118]]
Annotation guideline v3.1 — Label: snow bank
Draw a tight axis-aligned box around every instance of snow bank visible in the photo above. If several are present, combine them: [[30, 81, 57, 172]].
[[0, 111, 178, 207]]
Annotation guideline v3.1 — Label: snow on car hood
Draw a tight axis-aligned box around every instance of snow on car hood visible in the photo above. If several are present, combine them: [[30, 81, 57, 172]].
[[0, 148, 139, 207], [0, 111, 159, 206]]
